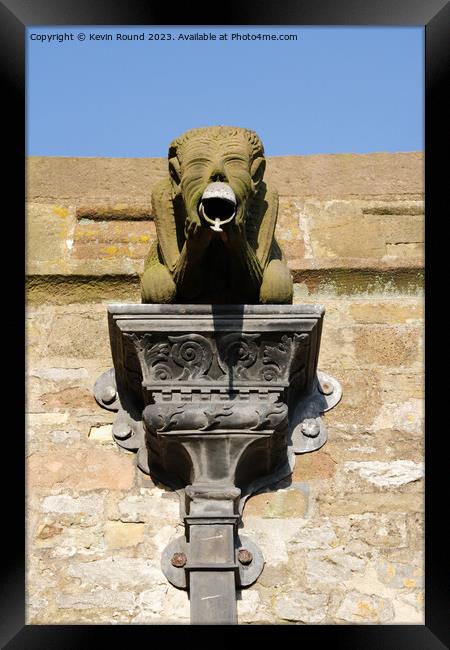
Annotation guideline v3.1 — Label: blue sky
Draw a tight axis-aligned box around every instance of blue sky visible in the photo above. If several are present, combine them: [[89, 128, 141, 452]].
[[26, 26, 423, 157]]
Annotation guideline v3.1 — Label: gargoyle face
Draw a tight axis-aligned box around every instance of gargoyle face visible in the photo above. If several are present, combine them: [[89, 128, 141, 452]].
[[168, 128, 266, 232]]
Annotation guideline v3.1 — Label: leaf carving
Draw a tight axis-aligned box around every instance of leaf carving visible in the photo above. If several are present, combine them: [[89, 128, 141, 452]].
[[199, 404, 234, 431]]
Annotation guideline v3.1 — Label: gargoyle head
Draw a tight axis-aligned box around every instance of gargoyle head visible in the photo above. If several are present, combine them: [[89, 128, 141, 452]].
[[167, 126, 266, 232]]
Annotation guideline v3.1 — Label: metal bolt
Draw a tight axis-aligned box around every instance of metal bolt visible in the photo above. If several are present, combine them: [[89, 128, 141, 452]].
[[238, 549, 253, 565], [114, 425, 132, 440], [300, 418, 320, 438], [101, 385, 117, 404], [171, 552, 187, 568], [318, 381, 334, 396]]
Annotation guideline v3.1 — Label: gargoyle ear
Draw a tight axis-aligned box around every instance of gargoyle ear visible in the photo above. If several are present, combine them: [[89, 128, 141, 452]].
[[168, 156, 181, 187], [250, 156, 266, 186]]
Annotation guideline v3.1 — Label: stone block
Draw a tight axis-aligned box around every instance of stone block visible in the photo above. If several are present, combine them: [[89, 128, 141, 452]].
[[264, 152, 423, 198], [349, 301, 423, 324], [343, 461, 424, 488], [35, 522, 105, 558], [274, 591, 328, 623], [26, 203, 74, 272], [89, 424, 113, 443], [104, 521, 145, 548], [26, 595, 49, 623], [30, 367, 89, 382], [241, 517, 308, 565], [289, 524, 337, 550], [41, 494, 104, 516], [118, 491, 180, 523], [319, 368, 382, 428], [304, 544, 368, 589], [27, 156, 166, 204], [377, 560, 424, 590], [74, 220, 153, 245], [275, 198, 305, 259], [304, 199, 423, 260], [244, 488, 308, 518], [46, 312, 111, 359], [392, 595, 424, 623], [56, 589, 135, 611], [330, 513, 408, 549], [372, 398, 424, 436], [39, 387, 95, 411], [36, 522, 64, 540], [27, 412, 69, 426], [325, 429, 423, 465], [156, 585, 190, 623], [318, 493, 424, 517], [26, 308, 55, 358], [28, 448, 135, 490], [406, 512, 424, 550], [66, 557, 166, 588], [292, 449, 336, 482], [392, 591, 424, 623], [258, 563, 292, 588], [237, 590, 261, 623], [353, 324, 422, 367], [334, 591, 394, 623], [316, 326, 356, 370], [73, 241, 150, 262], [134, 585, 168, 619]]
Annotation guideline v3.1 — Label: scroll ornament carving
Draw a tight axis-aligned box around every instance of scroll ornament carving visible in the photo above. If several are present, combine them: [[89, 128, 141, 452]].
[[124, 331, 309, 385], [125, 333, 214, 382], [216, 333, 260, 379], [261, 333, 309, 382]]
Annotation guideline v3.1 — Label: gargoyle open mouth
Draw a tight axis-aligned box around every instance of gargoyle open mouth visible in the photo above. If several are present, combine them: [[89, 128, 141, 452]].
[[198, 182, 237, 232]]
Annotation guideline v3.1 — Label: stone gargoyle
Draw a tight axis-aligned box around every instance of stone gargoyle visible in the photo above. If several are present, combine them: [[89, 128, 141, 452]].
[[140, 126, 293, 304]]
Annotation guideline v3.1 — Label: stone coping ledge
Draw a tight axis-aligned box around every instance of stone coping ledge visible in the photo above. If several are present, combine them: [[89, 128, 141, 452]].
[[27, 152, 423, 202], [75, 199, 425, 222], [288, 258, 423, 272], [26, 153, 424, 303], [77, 205, 152, 220], [27, 256, 424, 278], [26, 267, 424, 305]]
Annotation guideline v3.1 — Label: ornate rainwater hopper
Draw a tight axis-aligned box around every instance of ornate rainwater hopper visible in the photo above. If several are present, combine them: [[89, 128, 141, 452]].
[[94, 126, 342, 624]]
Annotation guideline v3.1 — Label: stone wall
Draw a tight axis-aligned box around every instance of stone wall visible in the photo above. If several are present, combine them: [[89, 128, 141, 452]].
[[26, 153, 424, 624]]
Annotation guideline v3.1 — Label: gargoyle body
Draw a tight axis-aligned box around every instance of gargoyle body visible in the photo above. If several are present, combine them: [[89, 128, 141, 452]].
[[141, 126, 293, 304]]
